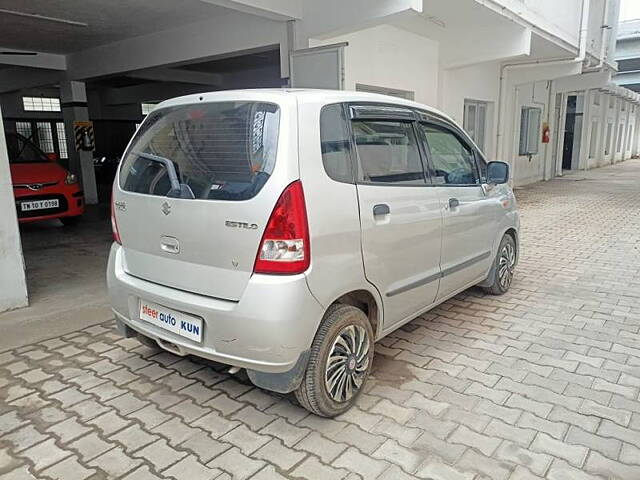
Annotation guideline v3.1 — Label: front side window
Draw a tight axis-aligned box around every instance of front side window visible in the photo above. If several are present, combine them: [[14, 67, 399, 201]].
[[420, 124, 479, 185], [320, 104, 353, 183], [6, 133, 49, 164], [476, 154, 488, 184], [119, 101, 280, 201], [352, 120, 425, 185]]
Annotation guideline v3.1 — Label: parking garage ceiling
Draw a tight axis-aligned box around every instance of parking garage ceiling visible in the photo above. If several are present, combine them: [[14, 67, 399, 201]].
[[0, 0, 234, 54]]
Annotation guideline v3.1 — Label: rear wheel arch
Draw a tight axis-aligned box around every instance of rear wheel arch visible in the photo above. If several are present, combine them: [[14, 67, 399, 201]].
[[330, 289, 381, 340]]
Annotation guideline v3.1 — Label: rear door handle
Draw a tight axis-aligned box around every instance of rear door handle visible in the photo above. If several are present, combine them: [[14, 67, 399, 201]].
[[373, 204, 390, 216], [160, 236, 180, 254], [449, 198, 460, 209]]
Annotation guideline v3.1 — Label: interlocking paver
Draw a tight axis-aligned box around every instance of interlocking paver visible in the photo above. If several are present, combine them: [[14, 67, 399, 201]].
[[291, 456, 348, 480], [88, 446, 142, 477], [206, 447, 265, 480], [69, 432, 114, 462], [134, 439, 187, 471], [110, 424, 158, 453], [179, 431, 230, 463], [254, 438, 307, 470], [333, 447, 390, 478], [219, 424, 270, 455], [20, 438, 72, 472], [41, 455, 96, 480], [371, 438, 423, 473], [2, 425, 48, 452], [294, 431, 346, 463], [495, 441, 553, 476], [163, 454, 223, 480], [4, 161, 640, 478], [531, 433, 588, 468]]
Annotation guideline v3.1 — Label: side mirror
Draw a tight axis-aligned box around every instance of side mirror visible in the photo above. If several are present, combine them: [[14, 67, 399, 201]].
[[46, 152, 59, 162], [487, 161, 509, 184]]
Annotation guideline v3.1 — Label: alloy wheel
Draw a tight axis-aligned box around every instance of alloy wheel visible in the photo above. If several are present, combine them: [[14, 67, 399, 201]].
[[324, 324, 370, 403], [498, 241, 516, 290]]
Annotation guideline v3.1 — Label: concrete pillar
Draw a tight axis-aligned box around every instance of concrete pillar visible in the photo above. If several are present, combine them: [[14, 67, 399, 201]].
[[0, 106, 28, 312], [60, 80, 98, 205]]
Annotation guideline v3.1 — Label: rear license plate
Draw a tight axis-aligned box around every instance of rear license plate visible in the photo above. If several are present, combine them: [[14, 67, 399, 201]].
[[139, 300, 203, 342], [21, 199, 59, 211]]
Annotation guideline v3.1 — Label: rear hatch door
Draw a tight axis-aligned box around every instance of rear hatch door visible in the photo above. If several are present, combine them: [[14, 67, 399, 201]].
[[114, 95, 297, 301]]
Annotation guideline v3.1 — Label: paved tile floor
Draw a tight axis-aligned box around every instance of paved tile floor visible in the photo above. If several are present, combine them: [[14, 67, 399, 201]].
[[2, 160, 640, 479]]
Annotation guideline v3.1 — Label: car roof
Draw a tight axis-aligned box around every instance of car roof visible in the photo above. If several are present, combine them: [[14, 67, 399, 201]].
[[154, 88, 454, 124]]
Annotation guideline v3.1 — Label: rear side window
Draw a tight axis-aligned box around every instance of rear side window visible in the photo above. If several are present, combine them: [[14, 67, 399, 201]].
[[119, 101, 280, 201], [420, 124, 479, 185], [320, 104, 353, 183], [352, 120, 425, 185]]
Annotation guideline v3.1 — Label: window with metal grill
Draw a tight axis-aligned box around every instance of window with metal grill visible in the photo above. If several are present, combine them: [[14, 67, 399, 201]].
[[15, 121, 32, 139], [36, 122, 55, 153], [23, 96, 61, 112], [56, 122, 68, 159], [141, 103, 157, 115]]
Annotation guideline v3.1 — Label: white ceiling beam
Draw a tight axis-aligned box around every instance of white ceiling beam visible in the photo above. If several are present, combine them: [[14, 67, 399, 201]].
[[127, 68, 224, 86], [66, 11, 286, 80], [0, 48, 66, 71], [0, 67, 64, 93], [199, 0, 302, 20], [442, 26, 532, 70], [101, 82, 216, 105]]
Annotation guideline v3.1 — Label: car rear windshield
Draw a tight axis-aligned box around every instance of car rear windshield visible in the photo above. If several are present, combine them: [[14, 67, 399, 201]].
[[6, 133, 49, 164], [119, 101, 280, 201]]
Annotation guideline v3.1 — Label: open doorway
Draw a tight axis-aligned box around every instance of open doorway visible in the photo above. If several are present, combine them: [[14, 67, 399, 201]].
[[562, 95, 583, 170]]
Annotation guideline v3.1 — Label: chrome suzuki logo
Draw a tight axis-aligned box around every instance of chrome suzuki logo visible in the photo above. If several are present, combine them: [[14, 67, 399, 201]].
[[161, 201, 171, 215], [27, 184, 43, 191]]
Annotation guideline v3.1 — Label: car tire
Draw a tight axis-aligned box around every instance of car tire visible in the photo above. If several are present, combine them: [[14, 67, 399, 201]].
[[60, 216, 81, 226], [295, 304, 374, 417], [483, 234, 517, 295]]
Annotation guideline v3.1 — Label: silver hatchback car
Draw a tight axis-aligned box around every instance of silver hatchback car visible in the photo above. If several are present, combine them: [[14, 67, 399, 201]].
[[108, 89, 519, 417]]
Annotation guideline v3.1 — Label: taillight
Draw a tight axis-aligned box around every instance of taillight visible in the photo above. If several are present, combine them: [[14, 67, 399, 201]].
[[254, 181, 310, 275], [111, 195, 121, 244]]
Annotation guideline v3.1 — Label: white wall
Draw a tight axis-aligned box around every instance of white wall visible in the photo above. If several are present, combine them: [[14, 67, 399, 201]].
[[310, 24, 440, 106], [0, 108, 28, 312], [439, 62, 501, 158]]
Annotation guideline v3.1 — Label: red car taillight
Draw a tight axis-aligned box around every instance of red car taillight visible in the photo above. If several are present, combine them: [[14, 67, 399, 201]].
[[111, 195, 121, 244], [254, 180, 310, 275]]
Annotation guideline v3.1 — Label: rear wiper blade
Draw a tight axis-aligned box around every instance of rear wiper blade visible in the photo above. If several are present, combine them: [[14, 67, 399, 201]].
[[134, 151, 195, 199]]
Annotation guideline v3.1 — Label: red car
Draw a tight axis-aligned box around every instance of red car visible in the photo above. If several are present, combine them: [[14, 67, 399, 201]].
[[7, 132, 84, 225]]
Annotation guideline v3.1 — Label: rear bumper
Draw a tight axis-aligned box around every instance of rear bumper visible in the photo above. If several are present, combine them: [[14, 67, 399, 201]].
[[107, 243, 324, 375]]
